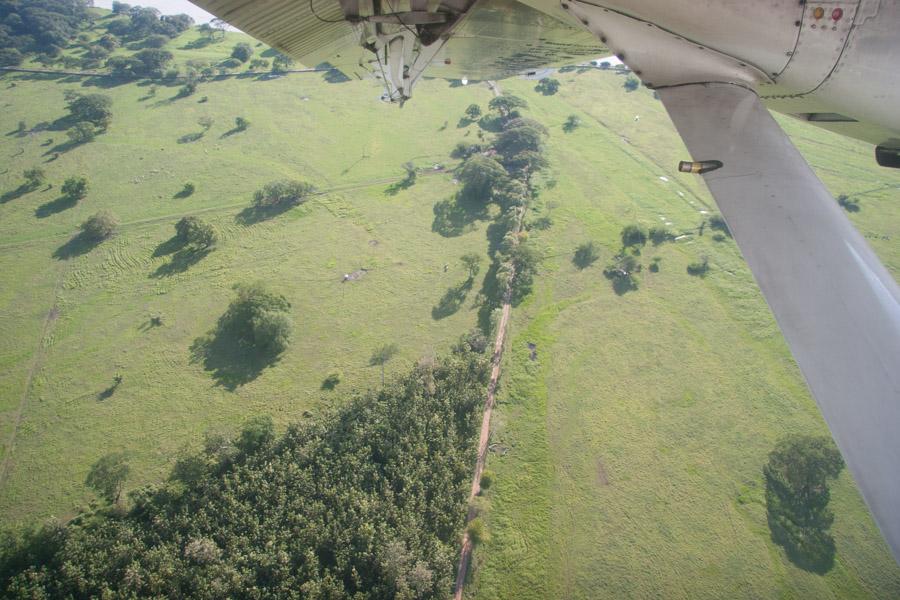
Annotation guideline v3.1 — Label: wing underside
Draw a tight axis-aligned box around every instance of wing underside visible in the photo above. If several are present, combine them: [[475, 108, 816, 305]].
[[188, 0, 606, 81], [658, 82, 900, 560]]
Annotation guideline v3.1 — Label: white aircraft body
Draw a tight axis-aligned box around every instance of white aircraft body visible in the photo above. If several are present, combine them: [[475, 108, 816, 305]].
[[187, 0, 900, 561]]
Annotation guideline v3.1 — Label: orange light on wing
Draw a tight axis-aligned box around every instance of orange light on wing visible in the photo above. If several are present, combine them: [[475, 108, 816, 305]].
[[813, 6, 825, 19]]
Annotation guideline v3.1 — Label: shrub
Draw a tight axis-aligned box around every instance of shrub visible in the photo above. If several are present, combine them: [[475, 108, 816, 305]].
[[708, 214, 731, 237], [620, 224, 647, 248], [624, 76, 640, 92], [249, 58, 269, 70], [648, 226, 673, 245], [322, 370, 342, 390], [563, 114, 581, 132], [220, 57, 242, 70], [61, 176, 88, 200], [480, 469, 494, 490], [687, 256, 710, 277], [234, 116, 249, 131], [836, 194, 860, 212], [649, 256, 661, 272], [253, 180, 316, 209], [467, 518, 489, 545], [534, 77, 560, 95], [603, 254, 641, 293], [80, 211, 118, 240], [180, 182, 195, 197], [231, 42, 253, 63], [573, 241, 601, 269], [177, 81, 197, 97], [23, 168, 46, 189], [451, 141, 483, 160]]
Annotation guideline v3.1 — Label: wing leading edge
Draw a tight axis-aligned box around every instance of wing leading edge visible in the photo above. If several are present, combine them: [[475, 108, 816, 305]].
[[658, 82, 900, 561]]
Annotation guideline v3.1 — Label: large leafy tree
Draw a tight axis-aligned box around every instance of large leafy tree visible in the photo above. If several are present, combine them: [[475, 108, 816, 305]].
[[764, 435, 844, 570], [456, 154, 507, 200]]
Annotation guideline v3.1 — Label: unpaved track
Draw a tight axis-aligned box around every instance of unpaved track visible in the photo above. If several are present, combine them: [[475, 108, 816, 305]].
[[453, 77, 516, 599]]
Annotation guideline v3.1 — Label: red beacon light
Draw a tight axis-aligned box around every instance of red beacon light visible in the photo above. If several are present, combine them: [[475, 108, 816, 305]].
[[832, 8, 844, 21]]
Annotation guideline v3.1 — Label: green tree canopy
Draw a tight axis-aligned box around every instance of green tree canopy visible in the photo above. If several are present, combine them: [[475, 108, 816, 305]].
[[218, 283, 292, 355], [231, 42, 253, 62], [66, 93, 112, 129], [488, 94, 527, 118], [80, 211, 118, 240], [252, 180, 316, 209], [456, 154, 508, 200], [61, 176, 88, 200]]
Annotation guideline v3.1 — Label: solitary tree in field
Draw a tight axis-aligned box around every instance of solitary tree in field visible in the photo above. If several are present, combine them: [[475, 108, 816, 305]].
[[234, 116, 250, 131], [765, 435, 845, 571], [85, 452, 130, 504], [231, 42, 253, 63], [23, 167, 46, 190], [370, 343, 399, 386], [61, 176, 88, 200], [573, 241, 600, 269], [175, 216, 216, 249], [253, 180, 316, 209], [80, 211, 118, 241], [465, 103, 481, 120], [461, 253, 482, 279], [620, 224, 648, 249]]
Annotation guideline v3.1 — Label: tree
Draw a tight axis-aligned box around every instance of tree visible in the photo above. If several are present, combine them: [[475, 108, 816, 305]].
[[252, 180, 316, 209], [836, 194, 860, 213], [765, 435, 845, 570], [132, 48, 173, 76], [80, 211, 118, 241], [620, 224, 647, 248], [66, 121, 97, 144], [0, 48, 23, 67], [23, 168, 46, 190], [573, 241, 600, 269], [85, 452, 130, 504], [174, 216, 216, 248], [534, 77, 560, 95], [236, 415, 275, 455], [218, 283, 292, 355], [461, 253, 482, 279], [61, 176, 88, 200], [143, 34, 168, 48], [272, 53, 293, 73], [488, 94, 527, 119], [402, 161, 417, 186], [370, 343, 399, 386], [465, 103, 481, 120], [456, 154, 507, 199], [648, 226, 673, 245], [66, 93, 112, 129], [494, 125, 545, 160], [624, 76, 640, 92], [234, 116, 250, 131], [231, 42, 253, 63], [563, 114, 581, 132]]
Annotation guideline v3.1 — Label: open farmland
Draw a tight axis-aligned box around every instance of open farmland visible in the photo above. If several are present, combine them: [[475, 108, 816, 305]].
[[1, 14, 900, 598]]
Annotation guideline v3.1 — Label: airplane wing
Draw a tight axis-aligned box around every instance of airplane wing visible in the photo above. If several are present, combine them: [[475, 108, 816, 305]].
[[658, 82, 900, 560], [188, 0, 605, 94]]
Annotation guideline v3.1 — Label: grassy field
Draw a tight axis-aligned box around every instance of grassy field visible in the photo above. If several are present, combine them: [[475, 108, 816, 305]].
[[0, 25, 498, 524], [2, 18, 900, 598], [466, 73, 900, 598]]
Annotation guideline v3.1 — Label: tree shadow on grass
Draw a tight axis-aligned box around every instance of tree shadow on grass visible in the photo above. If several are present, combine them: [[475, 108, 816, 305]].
[[177, 131, 205, 144], [151, 247, 211, 277], [475, 261, 501, 334], [152, 234, 186, 257], [1, 183, 37, 204], [385, 177, 414, 196], [35, 195, 77, 218], [432, 192, 489, 238], [190, 330, 280, 390], [432, 277, 474, 320], [53, 233, 104, 260], [235, 201, 307, 225], [765, 477, 837, 574]]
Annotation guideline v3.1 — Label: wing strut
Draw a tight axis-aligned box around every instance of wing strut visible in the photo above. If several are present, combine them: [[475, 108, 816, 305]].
[[658, 82, 900, 561]]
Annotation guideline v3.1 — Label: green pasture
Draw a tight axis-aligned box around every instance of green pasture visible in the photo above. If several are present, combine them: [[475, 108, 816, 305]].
[[466, 73, 900, 598]]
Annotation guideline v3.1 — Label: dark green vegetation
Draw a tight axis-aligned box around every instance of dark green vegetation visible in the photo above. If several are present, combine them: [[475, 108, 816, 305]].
[[765, 435, 845, 573], [2, 10, 900, 599], [0, 346, 489, 598]]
